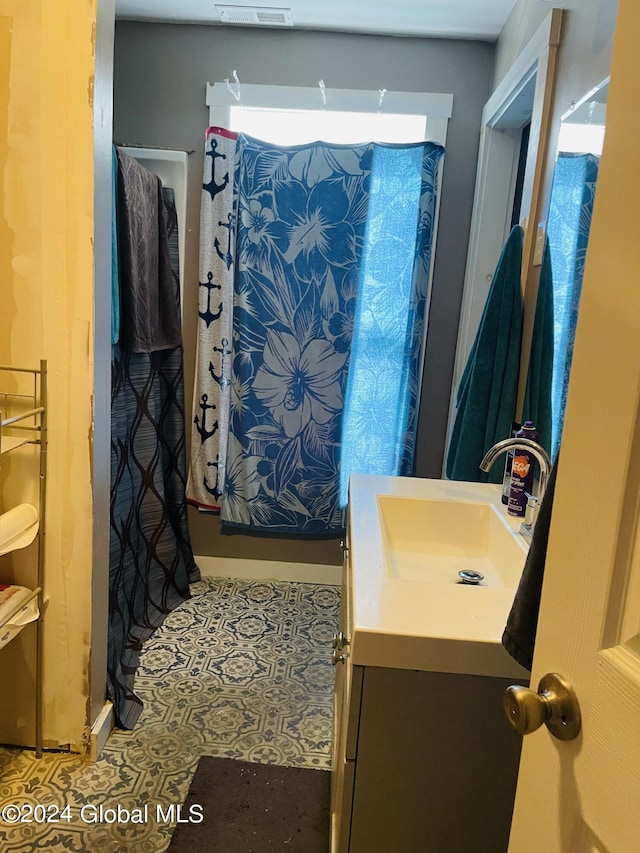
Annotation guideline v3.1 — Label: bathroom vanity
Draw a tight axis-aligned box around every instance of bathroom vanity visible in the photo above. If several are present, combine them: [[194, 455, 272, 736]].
[[331, 474, 530, 853]]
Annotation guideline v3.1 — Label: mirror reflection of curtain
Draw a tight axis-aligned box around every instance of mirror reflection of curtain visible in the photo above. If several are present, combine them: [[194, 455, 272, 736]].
[[546, 152, 600, 459]]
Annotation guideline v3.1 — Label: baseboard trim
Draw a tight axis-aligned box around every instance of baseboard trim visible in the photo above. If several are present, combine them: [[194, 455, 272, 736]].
[[89, 701, 114, 763], [194, 556, 341, 586]]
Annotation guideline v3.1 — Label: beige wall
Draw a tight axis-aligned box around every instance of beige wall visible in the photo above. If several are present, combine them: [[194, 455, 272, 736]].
[[0, 0, 97, 749]]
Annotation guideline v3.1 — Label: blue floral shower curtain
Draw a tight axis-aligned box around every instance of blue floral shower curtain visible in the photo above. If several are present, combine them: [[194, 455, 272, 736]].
[[546, 151, 599, 460], [190, 132, 443, 533]]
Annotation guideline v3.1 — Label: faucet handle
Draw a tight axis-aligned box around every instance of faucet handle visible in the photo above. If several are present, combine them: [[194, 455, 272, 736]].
[[524, 492, 539, 527]]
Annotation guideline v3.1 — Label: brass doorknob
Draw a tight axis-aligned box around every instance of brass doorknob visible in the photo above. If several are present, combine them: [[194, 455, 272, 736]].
[[503, 672, 581, 741]]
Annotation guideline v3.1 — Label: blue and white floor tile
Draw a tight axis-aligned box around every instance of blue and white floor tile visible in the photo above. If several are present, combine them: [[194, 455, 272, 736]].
[[0, 576, 340, 852]]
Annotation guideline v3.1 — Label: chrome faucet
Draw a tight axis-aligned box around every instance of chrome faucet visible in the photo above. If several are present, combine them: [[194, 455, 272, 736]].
[[480, 438, 552, 541]]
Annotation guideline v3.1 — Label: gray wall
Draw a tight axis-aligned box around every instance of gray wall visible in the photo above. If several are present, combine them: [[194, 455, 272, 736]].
[[113, 22, 494, 564], [494, 0, 617, 96]]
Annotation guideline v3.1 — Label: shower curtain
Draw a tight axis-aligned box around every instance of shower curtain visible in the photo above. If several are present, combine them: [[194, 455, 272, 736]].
[[109, 149, 199, 729], [188, 130, 443, 533]]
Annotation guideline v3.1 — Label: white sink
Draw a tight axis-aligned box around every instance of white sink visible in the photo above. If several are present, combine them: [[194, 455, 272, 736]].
[[377, 494, 527, 588]]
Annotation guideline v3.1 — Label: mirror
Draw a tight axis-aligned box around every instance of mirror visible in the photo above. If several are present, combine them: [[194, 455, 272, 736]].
[[542, 78, 608, 458], [446, 10, 563, 476]]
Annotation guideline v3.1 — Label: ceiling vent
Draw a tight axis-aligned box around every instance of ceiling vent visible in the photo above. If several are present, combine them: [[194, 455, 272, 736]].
[[215, 5, 294, 27]]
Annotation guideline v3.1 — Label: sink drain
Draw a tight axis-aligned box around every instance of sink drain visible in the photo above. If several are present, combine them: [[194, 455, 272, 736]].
[[458, 570, 485, 585]]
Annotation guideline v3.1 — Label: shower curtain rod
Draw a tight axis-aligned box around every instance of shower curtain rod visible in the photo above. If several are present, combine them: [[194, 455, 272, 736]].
[[114, 142, 195, 155]]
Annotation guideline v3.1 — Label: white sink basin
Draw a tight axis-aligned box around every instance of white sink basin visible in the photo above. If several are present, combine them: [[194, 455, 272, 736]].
[[377, 494, 527, 588]]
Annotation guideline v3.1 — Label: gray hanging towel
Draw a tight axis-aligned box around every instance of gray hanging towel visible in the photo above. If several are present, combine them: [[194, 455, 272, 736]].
[[502, 457, 559, 670], [115, 147, 182, 353]]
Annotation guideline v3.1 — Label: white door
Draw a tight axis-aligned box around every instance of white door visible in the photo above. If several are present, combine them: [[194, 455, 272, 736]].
[[508, 1, 640, 850]]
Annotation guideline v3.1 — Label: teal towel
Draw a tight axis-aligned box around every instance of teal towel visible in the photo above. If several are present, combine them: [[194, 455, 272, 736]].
[[522, 237, 553, 457], [446, 225, 523, 483]]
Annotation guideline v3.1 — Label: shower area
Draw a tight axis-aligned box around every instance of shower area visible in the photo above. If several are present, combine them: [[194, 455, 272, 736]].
[[108, 133, 442, 729]]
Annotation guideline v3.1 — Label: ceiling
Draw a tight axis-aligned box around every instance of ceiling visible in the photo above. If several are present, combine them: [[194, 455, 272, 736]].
[[115, 0, 522, 41]]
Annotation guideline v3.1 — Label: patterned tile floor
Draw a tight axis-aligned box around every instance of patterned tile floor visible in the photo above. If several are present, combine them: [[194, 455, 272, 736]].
[[0, 576, 340, 852]]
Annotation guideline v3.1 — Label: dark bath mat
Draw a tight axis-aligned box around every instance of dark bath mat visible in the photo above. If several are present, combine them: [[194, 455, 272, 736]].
[[167, 757, 331, 852]]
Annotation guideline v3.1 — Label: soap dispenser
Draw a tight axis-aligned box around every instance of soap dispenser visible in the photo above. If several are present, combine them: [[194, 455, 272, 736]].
[[507, 421, 538, 517]]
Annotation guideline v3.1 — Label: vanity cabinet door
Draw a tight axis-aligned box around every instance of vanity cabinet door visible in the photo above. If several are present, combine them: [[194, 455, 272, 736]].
[[331, 660, 363, 853], [348, 668, 522, 853], [331, 535, 363, 853]]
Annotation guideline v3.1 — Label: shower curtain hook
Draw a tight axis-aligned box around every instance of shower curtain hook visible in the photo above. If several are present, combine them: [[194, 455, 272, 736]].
[[318, 79, 327, 109], [378, 88, 388, 112], [225, 70, 242, 103]]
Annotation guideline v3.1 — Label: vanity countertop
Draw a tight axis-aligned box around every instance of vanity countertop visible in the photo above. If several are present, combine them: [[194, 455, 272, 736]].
[[347, 473, 530, 680]]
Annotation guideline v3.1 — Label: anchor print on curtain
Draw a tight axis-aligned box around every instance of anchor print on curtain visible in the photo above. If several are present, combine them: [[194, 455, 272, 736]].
[[186, 127, 237, 509], [213, 134, 443, 533]]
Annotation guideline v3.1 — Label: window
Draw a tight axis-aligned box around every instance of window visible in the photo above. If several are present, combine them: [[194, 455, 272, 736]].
[[206, 82, 452, 146], [557, 122, 605, 156], [228, 105, 428, 145]]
